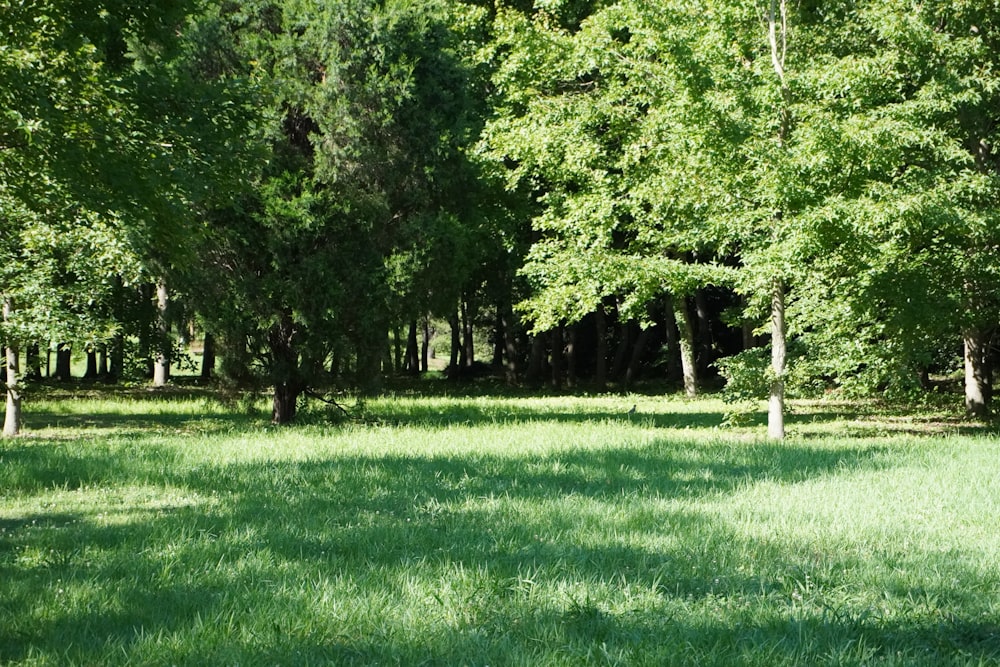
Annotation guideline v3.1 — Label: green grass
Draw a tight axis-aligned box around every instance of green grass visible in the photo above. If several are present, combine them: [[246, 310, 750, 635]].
[[2, 389, 1000, 665]]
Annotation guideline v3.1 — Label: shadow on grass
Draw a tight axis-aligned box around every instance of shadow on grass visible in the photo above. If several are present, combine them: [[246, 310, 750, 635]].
[[3, 432, 998, 664], [24, 399, 862, 434], [22, 381, 1000, 440]]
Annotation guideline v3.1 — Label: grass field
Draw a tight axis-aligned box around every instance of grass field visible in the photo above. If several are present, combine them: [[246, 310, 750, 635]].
[[1, 387, 999, 665]]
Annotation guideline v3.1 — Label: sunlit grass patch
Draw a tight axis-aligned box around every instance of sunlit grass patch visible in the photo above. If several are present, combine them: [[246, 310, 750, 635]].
[[1, 390, 999, 665]]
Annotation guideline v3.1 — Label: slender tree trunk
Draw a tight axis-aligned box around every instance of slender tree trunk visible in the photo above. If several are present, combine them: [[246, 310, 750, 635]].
[[694, 289, 712, 370], [502, 308, 520, 384], [769, 280, 787, 439], [329, 349, 341, 378], [964, 328, 990, 417], [405, 320, 420, 375], [526, 333, 546, 385], [625, 326, 653, 388], [108, 334, 123, 381], [674, 297, 698, 397], [594, 303, 608, 391], [421, 318, 431, 373], [449, 310, 461, 370], [611, 319, 633, 381], [4, 344, 19, 437], [492, 306, 504, 367], [392, 327, 403, 373], [3, 298, 21, 437], [662, 296, 681, 385], [153, 277, 169, 387], [97, 345, 109, 378], [566, 323, 578, 388], [767, 0, 790, 440], [270, 309, 300, 423], [201, 333, 216, 380], [461, 294, 475, 367], [551, 324, 564, 389], [26, 343, 42, 380]]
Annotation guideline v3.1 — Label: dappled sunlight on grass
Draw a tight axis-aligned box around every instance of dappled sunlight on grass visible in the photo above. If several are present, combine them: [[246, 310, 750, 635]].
[[1, 390, 999, 664]]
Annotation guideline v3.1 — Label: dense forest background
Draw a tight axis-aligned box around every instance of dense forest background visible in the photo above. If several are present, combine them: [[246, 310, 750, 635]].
[[3, 0, 1000, 435]]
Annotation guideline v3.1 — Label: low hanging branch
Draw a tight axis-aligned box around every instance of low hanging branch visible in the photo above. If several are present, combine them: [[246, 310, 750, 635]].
[[304, 387, 357, 419]]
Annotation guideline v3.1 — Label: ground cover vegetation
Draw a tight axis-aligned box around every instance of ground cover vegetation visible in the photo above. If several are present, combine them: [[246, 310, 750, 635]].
[[4, 0, 1000, 435], [1, 390, 999, 665]]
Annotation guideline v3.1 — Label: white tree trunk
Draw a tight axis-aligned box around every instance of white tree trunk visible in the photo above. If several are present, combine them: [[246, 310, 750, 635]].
[[767, 0, 789, 440], [153, 277, 170, 387], [964, 329, 989, 417], [768, 280, 786, 440], [673, 297, 698, 397], [3, 297, 21, 437]]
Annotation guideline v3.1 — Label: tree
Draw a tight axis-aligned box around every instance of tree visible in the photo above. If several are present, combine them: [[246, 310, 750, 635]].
[[1, 0, 259, 433], [480, 3, 740, 394], [194, 0, 491, 422]]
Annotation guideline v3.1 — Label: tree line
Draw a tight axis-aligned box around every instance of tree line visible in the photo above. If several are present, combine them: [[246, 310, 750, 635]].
[[3, 0, 999, 436]]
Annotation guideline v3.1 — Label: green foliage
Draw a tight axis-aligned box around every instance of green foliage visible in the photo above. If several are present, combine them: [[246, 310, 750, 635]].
[[495, 0, 1000, 407], [191, 0, 497, 411], [0, 0, 260, 349], [716, 347, 771, 405], [483, 2, 738, 333]]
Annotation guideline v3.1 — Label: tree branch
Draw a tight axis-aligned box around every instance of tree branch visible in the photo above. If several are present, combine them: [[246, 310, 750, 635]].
[[304, 387, 355, 418]]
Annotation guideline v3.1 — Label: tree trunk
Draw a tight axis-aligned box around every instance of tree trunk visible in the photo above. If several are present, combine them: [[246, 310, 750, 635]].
[[502, 307, 520, 384], [551, 324, 564, 389], [526, 332, 546, 385], [272, 381, 299, 424], [421, 318, 431, 373], [329, 349, 341, 378], [84, 347, 98, 379], [694, 288, 712, 370], [110, 334, 124, 381], [55, 344, 72, 381], [97, 345, 109, 378], [662, 296, 681, 385], [449, 310, 462, 370], [461, 294, 475, 367], [3, 298, 21, 437], [392, 327, 403, 373], [153, 277, 169, 387], [625, 325, 654, 388], [201, 332, 216, 380], [594, 303, 608, 391], [269, 309, 300, 423], [492, 306, 505, 367], [355, 327, 385, 395], [674, 297, 698, 397], [769, 279, 787, 440], [767, 0, 789, 440], [26, 343, 42, 380], [611, 318, 633, 381], [405, 319, 420, 375], [964, 328, 990, 418], [566, 323, 578, 388]]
